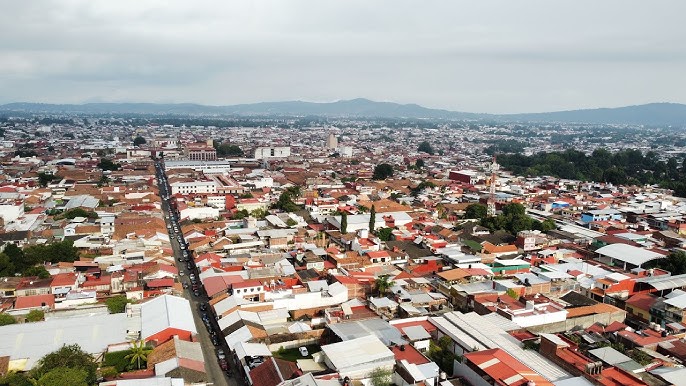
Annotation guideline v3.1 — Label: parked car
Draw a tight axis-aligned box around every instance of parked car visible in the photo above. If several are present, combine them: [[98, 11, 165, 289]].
[[299, 347, 309, 357], [216, 349, 226, 360]]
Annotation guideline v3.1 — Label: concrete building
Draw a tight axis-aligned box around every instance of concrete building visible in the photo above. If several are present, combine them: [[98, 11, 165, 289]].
[[320, 335, 395, 380], [326, 133, 338, 149], [254, 146, 291, 159]]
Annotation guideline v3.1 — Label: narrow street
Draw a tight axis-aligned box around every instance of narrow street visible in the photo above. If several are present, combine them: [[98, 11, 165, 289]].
[[155, 161, 243, 386]]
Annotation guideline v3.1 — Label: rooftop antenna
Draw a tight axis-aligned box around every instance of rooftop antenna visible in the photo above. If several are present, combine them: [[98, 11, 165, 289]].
[[488, 154, 499, 217]]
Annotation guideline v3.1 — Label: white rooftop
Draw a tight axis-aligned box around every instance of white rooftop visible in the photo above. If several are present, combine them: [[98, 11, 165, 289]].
[[0, 313, 129, 370], [321, 335, 394, 370], [141, 295, 197, 341], [595, 243, 665, 267]]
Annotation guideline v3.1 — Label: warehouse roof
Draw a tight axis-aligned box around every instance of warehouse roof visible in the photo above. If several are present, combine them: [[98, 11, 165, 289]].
[[595, 243, 665, 267]]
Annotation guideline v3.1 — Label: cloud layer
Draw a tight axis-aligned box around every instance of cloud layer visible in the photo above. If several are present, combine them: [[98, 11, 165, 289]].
[[1, 0, 685, 113]]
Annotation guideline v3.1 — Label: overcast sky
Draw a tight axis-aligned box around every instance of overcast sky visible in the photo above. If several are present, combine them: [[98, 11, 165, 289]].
[[1, 0, 685, 113]]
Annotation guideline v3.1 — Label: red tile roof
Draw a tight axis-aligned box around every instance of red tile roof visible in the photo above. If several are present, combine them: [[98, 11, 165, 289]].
[[232, 279, 264, 289], [50, 272, 77, 287], [463, 348, 553, 386], [391, 344, 429, 365], [249, 358, 300, 386], [146, 278, 174, 288], [14, 294, 55, 310]]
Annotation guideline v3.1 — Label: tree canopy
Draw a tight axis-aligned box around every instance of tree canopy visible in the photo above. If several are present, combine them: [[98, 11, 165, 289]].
[[340, 212, 348, 234], [105, 295, 130, 314], [275, 192, 299, 212], [480, 203, 550, 234], [645, 251, 686, 275], [125, 341, 152, 370], [428, 335, 459, 375], [376, 227, 394, 242], [498, 148, 686, 197], [26, 309, 45, 322], [132, 136, 146, 146], [214, 142, 244, 157], [372, 163, 394, 180], [368, 367, 393, 386], [31, 344, 97, 385], [417, 141, 434, 155], [369, 205, 376, 232], [97, 158, 121, 171], [36, 367, 88, 386], [464, 203, 487, 219], [0, 313, 16, 326], [375, 275, 395, 296], [0, 240, 79, 277]]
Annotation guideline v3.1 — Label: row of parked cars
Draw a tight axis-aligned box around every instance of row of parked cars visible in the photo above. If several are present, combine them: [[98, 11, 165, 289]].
[[156, 161, 232, 379]]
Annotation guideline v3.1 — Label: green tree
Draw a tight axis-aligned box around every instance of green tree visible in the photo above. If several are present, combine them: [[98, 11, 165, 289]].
[[133, 136, 146, 147], [37, 172, 57, 187], [427, 335, 459, 375], [376, 227, 393, 242], [374, 275, 395, 296], [645, 250, 686, 275], [410, 180, 437, 196], [232, 209, 250, 220], [275, 192, 299, 212], [250, 208, 267, 219], [26, 309, 45, 322], [214, 142, 244, 157], [62, 208, 98, 220], [286, 218, 298, 227], [285, 185, 302, 198], [97, 158, 121, 171], [36, 367, 88, 386], [0, 253, 16, 276], [31, 344, 97, 385], [372, 163, 394, 180], [105, 295, 129, 314], [22, 266, 50, 279], [540, 218, 557, 231], [340, 212, 348, 234], [502, 203, 526, 217], [0, 313, 17, 326], [0, 371, 33, 386], [417, 141, 434, 155], [125, 341, 152, 370], [369, 205, 376, 232], [23, 240, 79, 265], [415, 158, 425, 169], [368, 367, 392, 386], [464, 203, 488, 219]]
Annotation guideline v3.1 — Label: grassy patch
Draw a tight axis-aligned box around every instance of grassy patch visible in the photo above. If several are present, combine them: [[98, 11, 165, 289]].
[[272, 344, 320, 362]]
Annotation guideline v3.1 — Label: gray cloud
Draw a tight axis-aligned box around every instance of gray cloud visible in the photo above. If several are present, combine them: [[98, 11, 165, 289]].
[[0, 0, 685, 113]]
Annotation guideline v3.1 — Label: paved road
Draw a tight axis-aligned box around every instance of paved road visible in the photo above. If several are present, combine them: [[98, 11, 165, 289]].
[[155, 161, 243, 386]]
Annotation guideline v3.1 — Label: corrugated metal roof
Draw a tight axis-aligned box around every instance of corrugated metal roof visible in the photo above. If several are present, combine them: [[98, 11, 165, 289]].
[[434, 312, 571, 382], [595, 244, 665, 266], [636, 273, 686, 291], [0, 313, 128, 370]]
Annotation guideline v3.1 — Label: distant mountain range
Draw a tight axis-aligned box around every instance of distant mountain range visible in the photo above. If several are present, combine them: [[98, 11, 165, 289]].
[[2, 99, 686, 126]]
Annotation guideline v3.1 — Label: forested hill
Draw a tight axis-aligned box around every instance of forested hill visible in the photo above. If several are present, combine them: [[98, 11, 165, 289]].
[[2, 100, 686, 125], [497, 149, 686, 197]]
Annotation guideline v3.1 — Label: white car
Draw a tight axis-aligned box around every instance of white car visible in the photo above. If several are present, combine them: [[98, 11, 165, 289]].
[[299, 347, 308, 357]]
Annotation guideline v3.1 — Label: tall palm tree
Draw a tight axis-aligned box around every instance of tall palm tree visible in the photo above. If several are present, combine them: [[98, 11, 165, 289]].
[[125, 340, 152, 370], [375, 275, 395, 296]]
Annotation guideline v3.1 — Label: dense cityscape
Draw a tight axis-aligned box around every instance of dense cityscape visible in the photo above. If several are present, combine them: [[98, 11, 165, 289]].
[[3, 1, 686, 385], [0, 110, 684, 386]]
